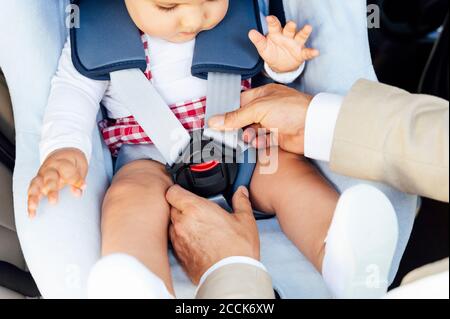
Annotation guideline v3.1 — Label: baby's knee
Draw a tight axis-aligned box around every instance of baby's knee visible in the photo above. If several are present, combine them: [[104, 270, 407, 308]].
[[117, 160, 172, 184], [103, 160, 173, 207]]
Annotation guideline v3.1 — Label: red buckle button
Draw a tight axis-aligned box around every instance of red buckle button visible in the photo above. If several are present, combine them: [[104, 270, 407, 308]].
[[190, 160, 220, 173]]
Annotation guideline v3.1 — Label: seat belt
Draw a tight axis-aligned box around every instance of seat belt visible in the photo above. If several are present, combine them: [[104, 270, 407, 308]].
[[110, 70, 191, 166], [204, 72, 242, 150], [110, 71, 243, 166]]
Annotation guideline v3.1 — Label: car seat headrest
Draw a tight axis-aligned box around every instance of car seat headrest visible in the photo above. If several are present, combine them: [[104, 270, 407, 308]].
[[70, 0, 263, 81], [191, 0, 264, 80], [70, 0, 147, 81]]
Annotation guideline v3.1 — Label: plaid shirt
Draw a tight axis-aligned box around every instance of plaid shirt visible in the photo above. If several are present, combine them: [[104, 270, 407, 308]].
[[100, 33, 251, 156]]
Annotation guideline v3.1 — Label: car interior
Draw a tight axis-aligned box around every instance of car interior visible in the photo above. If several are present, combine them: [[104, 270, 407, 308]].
[[0, 70, 37, 299], [0, 0, 448, 299]]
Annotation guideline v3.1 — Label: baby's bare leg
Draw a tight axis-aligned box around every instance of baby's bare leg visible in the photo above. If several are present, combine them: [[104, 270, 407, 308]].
[[101, 160, 174, 294], [250, 149, 339, 272]]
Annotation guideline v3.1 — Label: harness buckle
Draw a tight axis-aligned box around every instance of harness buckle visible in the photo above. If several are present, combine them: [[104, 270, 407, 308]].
[[166, 130, 239, 198]]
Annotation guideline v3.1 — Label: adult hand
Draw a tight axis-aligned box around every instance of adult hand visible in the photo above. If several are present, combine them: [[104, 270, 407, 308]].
[[208, 84, 313, 155], [166, 185, 259, 285]]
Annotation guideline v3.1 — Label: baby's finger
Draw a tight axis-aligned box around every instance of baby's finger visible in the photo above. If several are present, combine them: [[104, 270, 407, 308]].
[[28, 176, 45, 217], [28, 176, 44, 198], [42, 168, 60, 196], [248, 29, 268, 54], [71, 186, 83, 198], [28, 194, 41, 218], [283, 21, 297, 39], [48, 190, 59, 205], [301, 48, 320, 61], [266, 16, 283, 35], [295, 24, 313, 46]]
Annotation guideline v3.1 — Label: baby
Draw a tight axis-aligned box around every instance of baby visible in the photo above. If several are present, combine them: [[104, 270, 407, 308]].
[[28, 0, 396, 298]]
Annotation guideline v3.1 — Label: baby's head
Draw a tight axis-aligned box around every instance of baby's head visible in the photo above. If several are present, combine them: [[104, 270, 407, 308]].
[[125, 0, 229, 43]]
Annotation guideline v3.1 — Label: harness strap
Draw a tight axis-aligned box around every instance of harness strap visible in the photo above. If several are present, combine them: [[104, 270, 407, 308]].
[[110, 69, 191, 166], [204, 72, 243, 150]]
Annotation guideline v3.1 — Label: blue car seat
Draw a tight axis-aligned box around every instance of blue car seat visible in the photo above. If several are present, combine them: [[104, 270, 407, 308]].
[[0, 0, 418, 298]]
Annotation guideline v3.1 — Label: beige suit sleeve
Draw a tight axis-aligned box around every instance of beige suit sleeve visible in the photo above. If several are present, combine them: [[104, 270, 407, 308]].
[[330, 79, 449, 202], [196, 264, 275, 299]]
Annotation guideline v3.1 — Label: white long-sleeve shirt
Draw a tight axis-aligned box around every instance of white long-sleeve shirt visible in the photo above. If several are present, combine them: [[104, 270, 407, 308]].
[[40, 34, 304, 164]]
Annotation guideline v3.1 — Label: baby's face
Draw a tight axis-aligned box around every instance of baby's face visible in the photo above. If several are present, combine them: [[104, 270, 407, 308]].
[[125, 0, 229, 43]]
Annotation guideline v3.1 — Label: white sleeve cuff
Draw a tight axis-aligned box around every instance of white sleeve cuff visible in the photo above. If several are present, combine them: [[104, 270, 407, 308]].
[[264, 62, 305, 84], [39, 118, 94, 164], [304, 93, 344, 162], [198, 256, 267, 289]]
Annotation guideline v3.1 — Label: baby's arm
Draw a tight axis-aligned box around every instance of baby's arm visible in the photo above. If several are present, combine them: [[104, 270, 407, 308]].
[[250, 16, 319, 84], [28, 39, 108, 217]]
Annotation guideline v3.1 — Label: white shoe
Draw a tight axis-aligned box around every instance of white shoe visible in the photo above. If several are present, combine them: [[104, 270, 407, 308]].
[[322, 185, 399, 299]]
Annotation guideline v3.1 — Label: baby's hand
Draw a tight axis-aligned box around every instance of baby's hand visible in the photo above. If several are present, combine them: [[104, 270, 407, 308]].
[[249, 16, 320, 73], [27, 148, 88, 218]]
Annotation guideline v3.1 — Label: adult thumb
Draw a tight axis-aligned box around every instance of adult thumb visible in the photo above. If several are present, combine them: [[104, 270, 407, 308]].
[[232, 186, 254, 218]]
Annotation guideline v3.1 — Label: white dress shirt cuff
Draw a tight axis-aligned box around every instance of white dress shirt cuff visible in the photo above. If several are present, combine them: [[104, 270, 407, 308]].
[[198, 256, 267, 289], [264, 62, 305, 84], [304, 93, 344, 162]]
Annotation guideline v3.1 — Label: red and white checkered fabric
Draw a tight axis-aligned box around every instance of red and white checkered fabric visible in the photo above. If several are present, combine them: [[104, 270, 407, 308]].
[[100, 33, 251, 156]]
